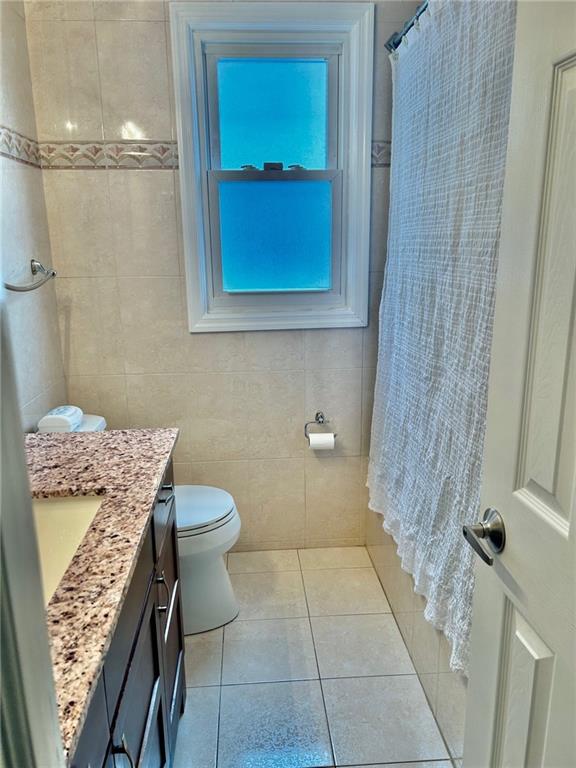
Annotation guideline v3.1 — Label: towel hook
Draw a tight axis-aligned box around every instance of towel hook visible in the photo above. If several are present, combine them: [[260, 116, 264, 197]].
[[4, 259, 57, 293]]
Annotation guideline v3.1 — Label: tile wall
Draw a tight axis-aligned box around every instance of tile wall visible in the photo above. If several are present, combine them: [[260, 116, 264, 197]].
[[23, 0, 419, 551], [0, 0, 66, 431], [366, 508, 468, 764]]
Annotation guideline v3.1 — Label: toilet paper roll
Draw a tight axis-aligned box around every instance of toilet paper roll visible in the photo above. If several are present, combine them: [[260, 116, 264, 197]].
[[308, 432, 335, 450]]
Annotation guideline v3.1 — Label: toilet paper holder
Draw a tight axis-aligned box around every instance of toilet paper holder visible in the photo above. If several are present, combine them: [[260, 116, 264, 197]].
[[304, 412, 337, 442]]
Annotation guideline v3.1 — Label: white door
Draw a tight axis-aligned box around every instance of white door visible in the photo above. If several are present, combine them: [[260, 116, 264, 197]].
[[463, 2, 576, 767]]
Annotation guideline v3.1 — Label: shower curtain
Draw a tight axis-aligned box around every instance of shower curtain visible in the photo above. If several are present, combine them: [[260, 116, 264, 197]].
[[368, 0, 516, 672]]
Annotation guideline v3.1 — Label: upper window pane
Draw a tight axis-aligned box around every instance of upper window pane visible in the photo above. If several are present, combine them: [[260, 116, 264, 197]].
[[217, 58, 328, 169], [218, 179, 332, 293]]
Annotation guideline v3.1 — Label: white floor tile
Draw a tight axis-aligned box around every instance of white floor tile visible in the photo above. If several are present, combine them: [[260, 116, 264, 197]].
[[184, 628, 223, 687], [230, 571, 308, 620], [222, 618, 318, 684], [299, 547, 372, 570], [311, 614, 414, 678], [346, 763, 452, 767], [228, 549, 301, 574], [303, 568, 390, 616], [218, 680, 334, 768], [322, 676, 448, 765], [173, 687, 219, 768]]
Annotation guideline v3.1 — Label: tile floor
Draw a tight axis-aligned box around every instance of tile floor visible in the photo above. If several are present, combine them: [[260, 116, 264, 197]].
[[173, 547, 453, 768]]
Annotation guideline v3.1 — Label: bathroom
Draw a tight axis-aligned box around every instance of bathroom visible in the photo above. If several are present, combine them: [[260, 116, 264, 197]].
[[0, 0, 574, 766]]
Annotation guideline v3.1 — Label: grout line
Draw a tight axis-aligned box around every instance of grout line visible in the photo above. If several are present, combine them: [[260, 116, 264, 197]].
[[214, 620, 226, 768], [211, 611, 394, 625], [299, 563, 337, 768], [365, 546, 455, 765], [187, 671, 423, 690], [336, 762, 451, 767], [228, 566, 371, 575]]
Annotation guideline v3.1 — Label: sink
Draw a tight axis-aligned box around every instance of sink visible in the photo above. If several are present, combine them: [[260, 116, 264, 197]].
[[32, 496, 102, 605]]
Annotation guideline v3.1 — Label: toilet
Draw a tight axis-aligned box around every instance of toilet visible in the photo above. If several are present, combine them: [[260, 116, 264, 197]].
[[175, 485, 241, 635]]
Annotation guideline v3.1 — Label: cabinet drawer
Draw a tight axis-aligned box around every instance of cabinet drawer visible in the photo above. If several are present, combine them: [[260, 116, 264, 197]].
[[103, 527, 154, 721], [111, 586, 169, 768], [69, 676, 109, 768]]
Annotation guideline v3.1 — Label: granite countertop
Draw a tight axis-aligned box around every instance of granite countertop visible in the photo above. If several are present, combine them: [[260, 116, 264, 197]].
[[25, 428, 178, 762]]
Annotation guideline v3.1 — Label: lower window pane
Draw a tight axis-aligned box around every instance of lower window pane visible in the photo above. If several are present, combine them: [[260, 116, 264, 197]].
[[218, 180, 332, 293]]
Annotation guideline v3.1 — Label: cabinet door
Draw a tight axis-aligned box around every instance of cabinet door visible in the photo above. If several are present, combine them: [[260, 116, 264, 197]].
[[111, 585, 169, 768], [70, 675, 110, 768], [156, 500, 186, 754], [104, 527, 154, 722]]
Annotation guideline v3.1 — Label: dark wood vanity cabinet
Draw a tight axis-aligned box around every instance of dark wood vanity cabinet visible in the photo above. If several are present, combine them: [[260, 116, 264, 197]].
[[71, 461, 185, 768]]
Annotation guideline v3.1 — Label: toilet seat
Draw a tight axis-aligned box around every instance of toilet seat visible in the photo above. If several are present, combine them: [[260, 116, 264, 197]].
[[175, 485, 237, 536]]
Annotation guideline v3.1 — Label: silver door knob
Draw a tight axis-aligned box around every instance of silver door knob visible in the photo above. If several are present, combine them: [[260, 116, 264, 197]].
[[463, 508, 506, 566]]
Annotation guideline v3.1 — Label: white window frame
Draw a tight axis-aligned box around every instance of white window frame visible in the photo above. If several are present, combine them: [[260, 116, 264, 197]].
[[170, 2, 374, 332]]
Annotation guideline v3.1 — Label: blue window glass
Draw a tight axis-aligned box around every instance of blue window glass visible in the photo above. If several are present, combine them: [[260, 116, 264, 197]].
[[218, 180, 332, 292], [217, 58, 328, 169]]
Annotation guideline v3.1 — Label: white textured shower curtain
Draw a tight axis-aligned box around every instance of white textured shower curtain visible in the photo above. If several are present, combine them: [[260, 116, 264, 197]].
[[368, 0, 516, 672]]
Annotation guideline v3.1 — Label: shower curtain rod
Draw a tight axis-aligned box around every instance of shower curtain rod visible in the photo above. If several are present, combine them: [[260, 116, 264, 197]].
[[384, 1, 429, 52]]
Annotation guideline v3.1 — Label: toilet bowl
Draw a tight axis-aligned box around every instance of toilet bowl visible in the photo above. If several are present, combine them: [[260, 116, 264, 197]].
[[175, 485, 241, 635]]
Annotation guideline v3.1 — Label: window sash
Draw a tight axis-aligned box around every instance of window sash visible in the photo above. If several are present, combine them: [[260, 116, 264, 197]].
[[207, 169, 343, 301], [204, 43, 340, 171]]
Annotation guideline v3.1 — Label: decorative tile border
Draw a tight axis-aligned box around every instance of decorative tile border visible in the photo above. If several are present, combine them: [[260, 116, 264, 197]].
[[39, 141, 107, 169], [0, 125, 41, 168], [371, 140, 392, 168], [40, 140, 178, 169], [2, 125, 387, 170]]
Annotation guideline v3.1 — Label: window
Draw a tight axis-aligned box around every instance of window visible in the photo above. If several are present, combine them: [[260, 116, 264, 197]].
[[170, 3, 374, 332]]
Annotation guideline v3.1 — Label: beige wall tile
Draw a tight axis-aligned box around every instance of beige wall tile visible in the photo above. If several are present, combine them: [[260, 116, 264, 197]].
[[376, 1, 421, 25], [2, 159, 64, 410], [305, 456, 366, 544], [1, 160, 51, 279], [361, 366, 376, 455], [7, 282, 65, 407], [172, 462, 191, 484], [66, 374, 129, 428], [303, 328, 363, 370], [125, 372, 191, 461], [187, 371, 305, 461], [365, 507, 394, 548], [96, 20, 171, 139], [436, 672, 467, 759], [108, 170, 179, 277], [94, 0, 165, 21], [419, 672, 438, 714], [43, 171, 115, 276], [411, 609, 441, 675], [363, 271, 384, 368], [395, 611, 414, 651], [0, 3, 37, 137], [370, 168, 390, 272], [20, 376, 67, 432], [25, 1, 94, 21], [243, 459, 306, 547], [242, 331, 304, 371], [117, 276, 189, 373], [187, 330, 304, 374], [305, 368, 362, 456], [181, 460, 251, 514], [26, 20, 102, 141], [187, 332, 249, 374], [56, 277, 125, 375]]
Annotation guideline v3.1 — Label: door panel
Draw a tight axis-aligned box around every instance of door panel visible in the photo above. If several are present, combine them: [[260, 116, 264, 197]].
[[517, 53, 576, 519], [464, 3, 576, 767]]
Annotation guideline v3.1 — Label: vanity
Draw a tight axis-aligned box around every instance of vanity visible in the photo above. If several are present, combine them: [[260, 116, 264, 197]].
[[25, 428, 184, 767]]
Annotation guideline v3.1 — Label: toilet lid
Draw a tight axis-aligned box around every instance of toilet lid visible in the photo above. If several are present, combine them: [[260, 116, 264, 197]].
[[175, 485, 236, 533]]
